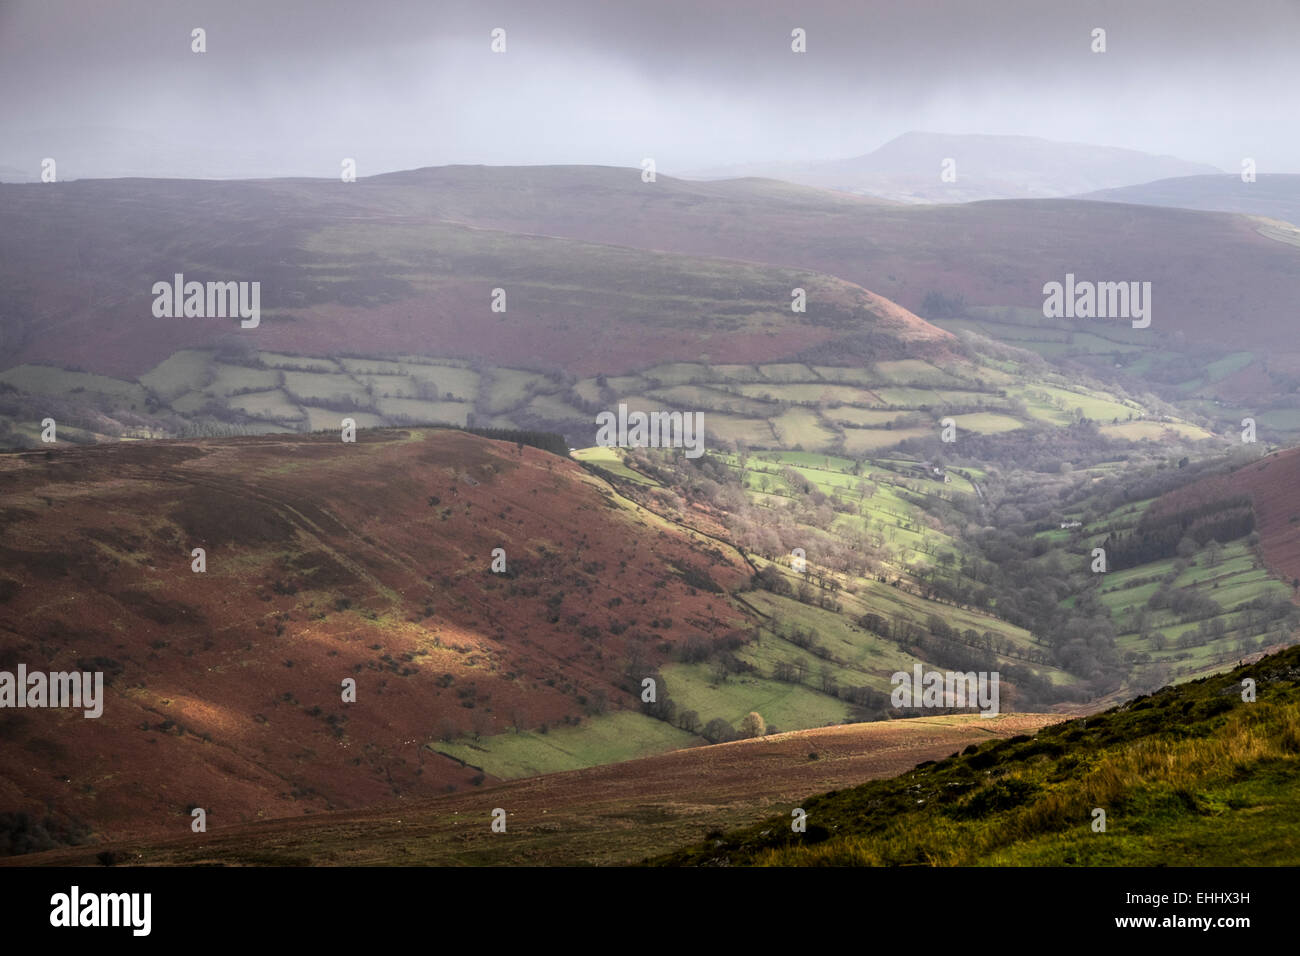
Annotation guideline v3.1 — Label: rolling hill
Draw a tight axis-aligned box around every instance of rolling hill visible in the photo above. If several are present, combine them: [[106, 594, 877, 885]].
[[362, 166, 1299, 356], [2, 423, 1097, 856], [345, 164, 1300, 432], [6, 163, 1297, 452], [0, 427, 755, 846], [0, 172, 953, 382], [8, 162, 1298, 384]]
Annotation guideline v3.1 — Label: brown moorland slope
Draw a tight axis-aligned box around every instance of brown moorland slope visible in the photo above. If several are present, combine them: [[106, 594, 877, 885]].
[[4, 713, 1059, 866], [0, 428, 752, 843], [0, 173, 956, 380], [371, 166, 1300, 353]]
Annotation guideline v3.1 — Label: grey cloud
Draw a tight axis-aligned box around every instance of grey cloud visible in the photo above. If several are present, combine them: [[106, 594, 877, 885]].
[[1, 0, 1297, 178]]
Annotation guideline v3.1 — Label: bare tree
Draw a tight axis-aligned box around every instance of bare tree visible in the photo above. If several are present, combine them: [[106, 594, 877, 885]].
[[437, 717, 459, 743], [509, 705, 529, 734]]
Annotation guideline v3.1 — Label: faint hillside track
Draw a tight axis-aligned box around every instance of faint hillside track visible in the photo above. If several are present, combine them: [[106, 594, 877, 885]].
[[131, 467, 406, 610]]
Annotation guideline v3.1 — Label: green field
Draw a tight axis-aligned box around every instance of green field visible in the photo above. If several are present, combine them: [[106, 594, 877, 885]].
[[1010, 384, 1137, 425], [375, 397, 469, 425], [0, 365, 149, 407], [139, 350, 214, 399], [226, 389, 303, 421], [435, 710, 701, 779], [842, 426, 930, 453], [481, 368, 545, 412], [205, 363, 281, 396], [303, 408, 386, 431], [401, 363, 481, 402], [662, 661, 851, 732], [824, 407, 904, 427], [283, 370, 369, 404], [736, 383, 881, 405], [572, 446, 659, 485], [772, 407, 837, 448]]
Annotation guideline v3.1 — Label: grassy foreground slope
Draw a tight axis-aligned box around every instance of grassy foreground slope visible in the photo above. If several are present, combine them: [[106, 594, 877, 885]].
[[655, 644, 1300, 866]]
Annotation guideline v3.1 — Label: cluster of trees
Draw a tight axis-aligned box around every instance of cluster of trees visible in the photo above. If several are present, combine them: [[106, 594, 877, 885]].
[[919, 290, 968, 318], [463, 426, 570, 456], [751, 565, 842, 612], [1146, 585, 1222, 623], [959, 522, 1122, 691], [1102, 496, 1255, 571], [410, 378, 468, 403], [630, 668, 756, 743], [856, 610, 1061, 707], [902, 420, 1123, 475], [0, 812, 91, 857]]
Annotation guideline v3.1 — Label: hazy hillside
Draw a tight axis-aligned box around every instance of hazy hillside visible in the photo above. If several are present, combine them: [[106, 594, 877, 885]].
[[6, 164, 1299, 436], [690, 132, 1221, 202], [342, 165, 1300, 359], [0, 172, 952, 382], [0, 164, 34, 184], [1076, 173, 1300, 227], [312, 164, 1300, 433]]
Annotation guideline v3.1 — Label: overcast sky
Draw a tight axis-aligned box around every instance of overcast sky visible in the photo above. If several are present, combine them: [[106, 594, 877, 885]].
[[2, 0, 1298, 178]]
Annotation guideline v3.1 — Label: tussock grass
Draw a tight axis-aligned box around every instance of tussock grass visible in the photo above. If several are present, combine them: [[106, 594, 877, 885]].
[[655, 645, 1300, 866]]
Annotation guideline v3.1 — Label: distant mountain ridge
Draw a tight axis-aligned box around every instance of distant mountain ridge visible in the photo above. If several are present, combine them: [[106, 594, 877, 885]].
[[689, 131, 1222, 203]]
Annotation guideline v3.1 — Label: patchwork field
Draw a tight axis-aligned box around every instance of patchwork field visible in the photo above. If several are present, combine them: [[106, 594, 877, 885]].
[[5, 327, 1229, 473]]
